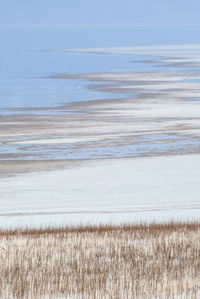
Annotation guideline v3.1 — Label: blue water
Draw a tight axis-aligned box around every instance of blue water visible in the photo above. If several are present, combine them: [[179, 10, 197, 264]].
[[1, 25, 200, 110]]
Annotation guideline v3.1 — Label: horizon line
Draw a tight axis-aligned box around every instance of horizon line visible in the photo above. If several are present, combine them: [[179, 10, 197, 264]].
[[1, 23, 200, 29]]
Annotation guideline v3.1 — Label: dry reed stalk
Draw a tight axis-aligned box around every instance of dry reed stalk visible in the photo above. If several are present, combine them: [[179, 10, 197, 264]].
[[0, 222, 200, 298]]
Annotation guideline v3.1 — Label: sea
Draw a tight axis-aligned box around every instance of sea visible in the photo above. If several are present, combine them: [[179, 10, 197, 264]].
[[1, 25, 200, 112]]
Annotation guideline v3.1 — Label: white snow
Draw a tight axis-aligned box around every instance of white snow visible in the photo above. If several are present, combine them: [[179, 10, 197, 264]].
[[0, 154, 200, 228]]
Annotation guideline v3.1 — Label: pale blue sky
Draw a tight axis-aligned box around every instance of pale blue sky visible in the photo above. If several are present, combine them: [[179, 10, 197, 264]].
[[1, 0, 200, 28]]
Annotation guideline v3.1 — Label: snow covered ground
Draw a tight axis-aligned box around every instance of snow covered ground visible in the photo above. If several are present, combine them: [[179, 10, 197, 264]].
[[0, 154, 200, 228]]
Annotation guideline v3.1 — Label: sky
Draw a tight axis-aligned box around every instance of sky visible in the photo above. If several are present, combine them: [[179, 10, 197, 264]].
[[1, 0, 200, 28]]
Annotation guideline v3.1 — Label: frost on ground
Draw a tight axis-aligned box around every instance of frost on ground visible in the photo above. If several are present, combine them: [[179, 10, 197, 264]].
[[0, 223, 200, 298]]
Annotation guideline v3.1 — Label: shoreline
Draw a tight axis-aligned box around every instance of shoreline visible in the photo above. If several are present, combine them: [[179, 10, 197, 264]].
[[1, 78, 200, 163], [2, 46, 200, 227]]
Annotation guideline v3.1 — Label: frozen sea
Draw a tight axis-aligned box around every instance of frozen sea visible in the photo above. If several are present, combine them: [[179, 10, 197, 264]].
[[1, 25, 200, 227], [1, 25, 200, 111]]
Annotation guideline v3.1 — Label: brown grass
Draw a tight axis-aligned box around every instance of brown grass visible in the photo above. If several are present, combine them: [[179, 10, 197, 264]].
[[0, 222, 200, 298]]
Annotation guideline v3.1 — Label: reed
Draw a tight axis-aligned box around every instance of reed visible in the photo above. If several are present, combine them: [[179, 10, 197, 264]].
[[0, 222, 200, 298]]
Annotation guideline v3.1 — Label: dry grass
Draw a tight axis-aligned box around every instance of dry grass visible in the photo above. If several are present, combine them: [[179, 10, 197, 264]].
[[0, 222, 200, 298]]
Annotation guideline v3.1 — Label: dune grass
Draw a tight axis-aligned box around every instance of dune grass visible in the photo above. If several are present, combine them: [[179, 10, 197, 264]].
[[0, 222, 200, 298]]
